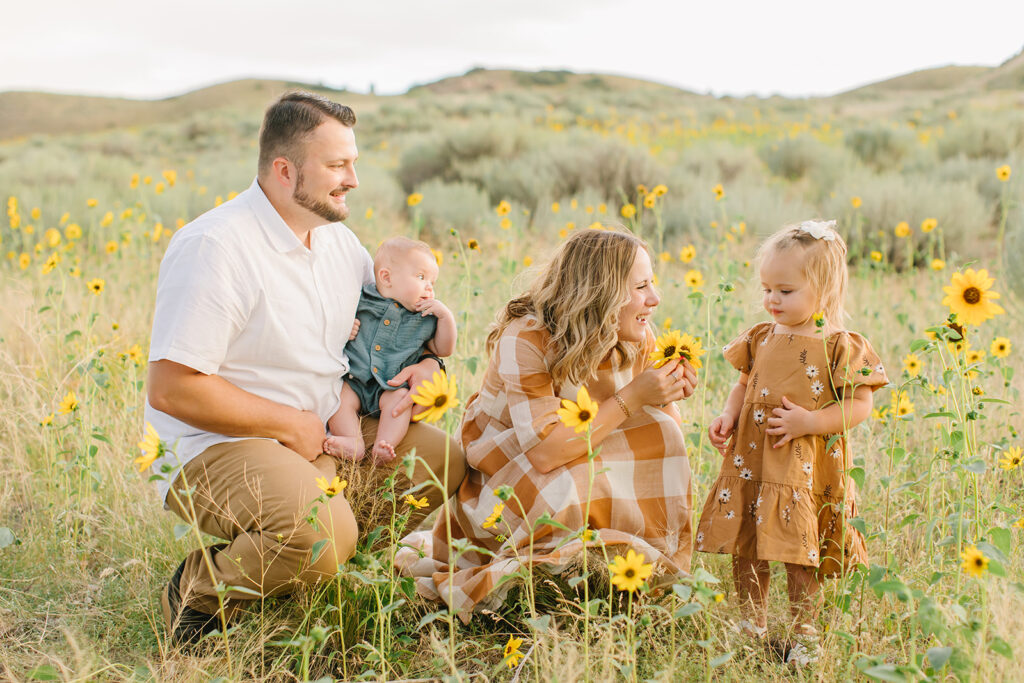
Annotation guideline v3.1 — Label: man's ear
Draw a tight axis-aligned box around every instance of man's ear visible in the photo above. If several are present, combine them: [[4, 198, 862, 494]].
[[271, 157, 296, 188]]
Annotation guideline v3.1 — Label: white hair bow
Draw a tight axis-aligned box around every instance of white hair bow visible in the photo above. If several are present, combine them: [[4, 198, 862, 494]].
[[798, 220, 837, 241]]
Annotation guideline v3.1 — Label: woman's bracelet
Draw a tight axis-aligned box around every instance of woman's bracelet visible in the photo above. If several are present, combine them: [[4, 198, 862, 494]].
[[612, 393, 631, 419]]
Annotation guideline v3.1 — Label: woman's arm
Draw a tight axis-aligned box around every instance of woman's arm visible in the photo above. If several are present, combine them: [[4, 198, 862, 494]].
[[765, 385, 874, 449], [524, 359, 697, 474]]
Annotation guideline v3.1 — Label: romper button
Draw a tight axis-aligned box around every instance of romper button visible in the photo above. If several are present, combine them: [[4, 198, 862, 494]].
[[383, 319, 390, 325], [394, 302, 400, 308], [374, 345, 381, 351], [373, 367, 378, 373]]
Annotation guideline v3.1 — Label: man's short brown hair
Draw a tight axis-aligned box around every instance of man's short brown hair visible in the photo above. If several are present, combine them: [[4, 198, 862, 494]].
[[258, 91, 356, 174]]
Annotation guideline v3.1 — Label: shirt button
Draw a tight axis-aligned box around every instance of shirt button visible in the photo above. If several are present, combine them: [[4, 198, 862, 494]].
[[383, 320, 390, 326], [374, 345, 381, 351], [394, 302, 400, 308], [373, 367, 378, 373]]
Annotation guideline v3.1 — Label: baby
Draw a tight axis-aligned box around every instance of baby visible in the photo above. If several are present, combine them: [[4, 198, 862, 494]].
[[324, 236, 456, 463]]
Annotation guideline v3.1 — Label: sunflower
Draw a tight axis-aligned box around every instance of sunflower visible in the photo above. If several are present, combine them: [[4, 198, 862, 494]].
[[870, 251, 882, 262], [556, 385, 599, 433], [893, 221, 911, 238], [620, 203, 636, 219], [495, 200, 511, 216], [482, 502, 505, 529], [609, 549, 653, 593], [467, 239, 480, 251], [999, 447, 1022, 471], [652, 184, 668, 197], [404, 494, 429, 509], [930, 258, 945, 271], [902, 353, 922, 377], [712, 184, 724, 201], [315, 476, 348, 498], [850, 196, 862, 209], [650, 330, 706, 370], [996, 164, 1011, 182], [965, 348, 985, 365], [58, 390, 79, 415], [503, 635, 525, 669], [87, 278, 105, 295], [411, 370, 459, 423], [430, 248, 443, 266], [920, 218, 938, 233], [960, 545, 988, 577], [135, 422, 164, 472], [679, 245, 696, 263], [40, 413, 54, 427], [990, 337, 1011, 358], [643, 194, 656, 209], [685, 269, 705, 290], [942, 269, 1005, 326], [406, 193, 423, 207], [890, 390, 914, 417]]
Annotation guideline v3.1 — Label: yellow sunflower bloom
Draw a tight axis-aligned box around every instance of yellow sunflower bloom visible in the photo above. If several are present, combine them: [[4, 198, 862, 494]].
[[503, 635, 525, 669], [902, 353, 922, 377], [941, 268, 1005, 326], [403, 494, 430, 509], [482, 502, 505, 529], [712, 184, 724, 201], [679, 245, 696, 263], [999, 447, 1022, 471], [870, 251, 883, 262], [556, 386, 599, 433], [87, 278, 105, 295], [495, 200, 511, 216], [315, 476, 348, 498], [893, 221, 911, 238], [58, 390, 79, 415], [652, 184, 668, 197], [960, 545, 988, 577], [930, 259, 945, 271], [996, 164, 1011, 182], [410, 370, 459, 423], [990, 337, 1011, 358], [406, 193, 423, 207], [920, 218, 937, 233], [643, 194, 656, 209], [684, 269, 705, 290], [650, 330, 705, 370], [890, 390, 914, 417], [850, 196, 862, 209], [620, 203, 636, 219], [135, 422, 164, 472], [609, 548, 653, 593]]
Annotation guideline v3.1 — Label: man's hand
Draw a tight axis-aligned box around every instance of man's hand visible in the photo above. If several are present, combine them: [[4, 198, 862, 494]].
[[279, 409, 328, 461], [766, 396, 815, 449], [415, 298, 452, 320], [348, 319, 361, 341], [387, 357, 442, 417]]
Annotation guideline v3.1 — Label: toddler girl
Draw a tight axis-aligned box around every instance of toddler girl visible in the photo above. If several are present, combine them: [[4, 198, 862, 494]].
[[696, 220, 888, 659]]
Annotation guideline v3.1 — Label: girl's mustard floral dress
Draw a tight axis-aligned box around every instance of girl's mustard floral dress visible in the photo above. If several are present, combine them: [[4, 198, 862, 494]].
[[697, 322, 888, 576]]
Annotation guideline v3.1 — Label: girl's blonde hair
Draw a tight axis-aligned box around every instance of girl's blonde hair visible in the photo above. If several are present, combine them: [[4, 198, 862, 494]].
[[486, 228, 647, 387], [757, 221, 848, 328]]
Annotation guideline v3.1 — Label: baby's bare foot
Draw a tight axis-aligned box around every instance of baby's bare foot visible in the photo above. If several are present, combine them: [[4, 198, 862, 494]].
[[371, 439, 397, 464], [323, 435, 365, 461]]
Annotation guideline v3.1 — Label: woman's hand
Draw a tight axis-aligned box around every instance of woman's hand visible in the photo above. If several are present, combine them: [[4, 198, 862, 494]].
[[623, 359, 696, 408]]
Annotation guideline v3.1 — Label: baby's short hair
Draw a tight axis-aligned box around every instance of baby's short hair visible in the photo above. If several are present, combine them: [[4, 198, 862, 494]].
[[374, 236, 435, 272]]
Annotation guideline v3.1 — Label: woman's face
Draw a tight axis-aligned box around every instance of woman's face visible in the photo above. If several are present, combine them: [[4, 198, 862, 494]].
[[615, 247, 660, 343]]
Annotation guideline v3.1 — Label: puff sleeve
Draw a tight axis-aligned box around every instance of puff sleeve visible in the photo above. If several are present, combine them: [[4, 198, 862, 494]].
[[722, 322, 773, 374], [828, 331, 889, 395]]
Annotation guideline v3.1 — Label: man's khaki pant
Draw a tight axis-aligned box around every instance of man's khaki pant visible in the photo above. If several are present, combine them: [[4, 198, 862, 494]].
[[166, 418, 466, 616]]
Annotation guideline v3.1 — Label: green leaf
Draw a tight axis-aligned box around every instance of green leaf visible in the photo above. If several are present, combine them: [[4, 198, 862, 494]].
[[689, 567, 720, 584], [849, 516, 868, 535], [963, 458, 986, 474], [28, 664, 59, 681], [990, 637, 1013, 659], [871, 580, 911, 601], [380, 599, 406, 615], [65, 330, 81, 342], [988, 527, 1011, 556], [173, 523, 191, 540], [861, 664, 910, 682], [710, 651, 733, 667], [225, 584, 262, 597], [534, 512, 571, 533], [416, 610, 447, 630], [672, 583, 692, 601], [310, 539, 328, 564], [923, 411, 957, 419], [526, 615, 551, 631], [909, 339, 931, 352], [0, 527, 15, 549], [926, 646, 952, 670], [849, 466, 865, 489], [673, 602, 702, 618]]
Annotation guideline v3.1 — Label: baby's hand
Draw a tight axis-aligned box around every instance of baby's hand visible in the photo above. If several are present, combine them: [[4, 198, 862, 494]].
[[415, 298, 452, 320], [767, 396, 814, 448], [708, 414, 735, 456], [348, 319, 360, 341]]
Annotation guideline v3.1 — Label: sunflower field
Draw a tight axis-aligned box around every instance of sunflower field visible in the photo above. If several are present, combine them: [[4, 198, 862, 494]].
[[1, 73, 1023, 681]]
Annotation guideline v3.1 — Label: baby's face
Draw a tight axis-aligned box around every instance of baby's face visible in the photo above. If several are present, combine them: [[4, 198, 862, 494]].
[[377, 250, 439, 311]]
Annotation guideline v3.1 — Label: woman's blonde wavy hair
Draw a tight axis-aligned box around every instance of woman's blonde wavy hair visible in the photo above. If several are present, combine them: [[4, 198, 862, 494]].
[[756, 221, 849, 329], [486, 228, 649, 387]]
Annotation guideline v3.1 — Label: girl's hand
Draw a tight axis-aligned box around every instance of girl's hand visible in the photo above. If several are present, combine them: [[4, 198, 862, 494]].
[[626, 359, 696, 407], [766, 396, 815, 448], [708, 414, 735, 456]]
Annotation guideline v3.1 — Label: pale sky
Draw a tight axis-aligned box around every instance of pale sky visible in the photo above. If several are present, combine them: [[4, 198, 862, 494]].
[[4, 0, 1023, 99]]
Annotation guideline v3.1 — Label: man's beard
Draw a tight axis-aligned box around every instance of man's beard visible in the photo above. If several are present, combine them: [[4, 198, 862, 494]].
[[293, 167, 349, 223]]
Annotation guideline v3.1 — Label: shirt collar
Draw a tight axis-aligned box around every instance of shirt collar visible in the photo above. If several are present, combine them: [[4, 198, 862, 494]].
[[246, 178, 306, 254]]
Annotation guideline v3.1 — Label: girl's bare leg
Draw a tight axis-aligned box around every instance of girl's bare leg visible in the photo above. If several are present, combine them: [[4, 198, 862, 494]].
[[733, 556, 770, 632], [324, 384, 365, 460], [784, 562, 821, 633], [371, 389, 411, 463]]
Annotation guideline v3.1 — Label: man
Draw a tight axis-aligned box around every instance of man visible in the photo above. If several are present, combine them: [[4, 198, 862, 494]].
[[145, 91, 466, 645]]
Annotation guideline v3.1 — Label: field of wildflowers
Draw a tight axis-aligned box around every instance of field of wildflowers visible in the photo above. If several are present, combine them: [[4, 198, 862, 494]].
[[1, 75, 1022, 681]]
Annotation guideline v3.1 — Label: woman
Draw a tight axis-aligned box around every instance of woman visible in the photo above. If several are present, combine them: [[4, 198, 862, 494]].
[[397, 229, 697, 618]]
